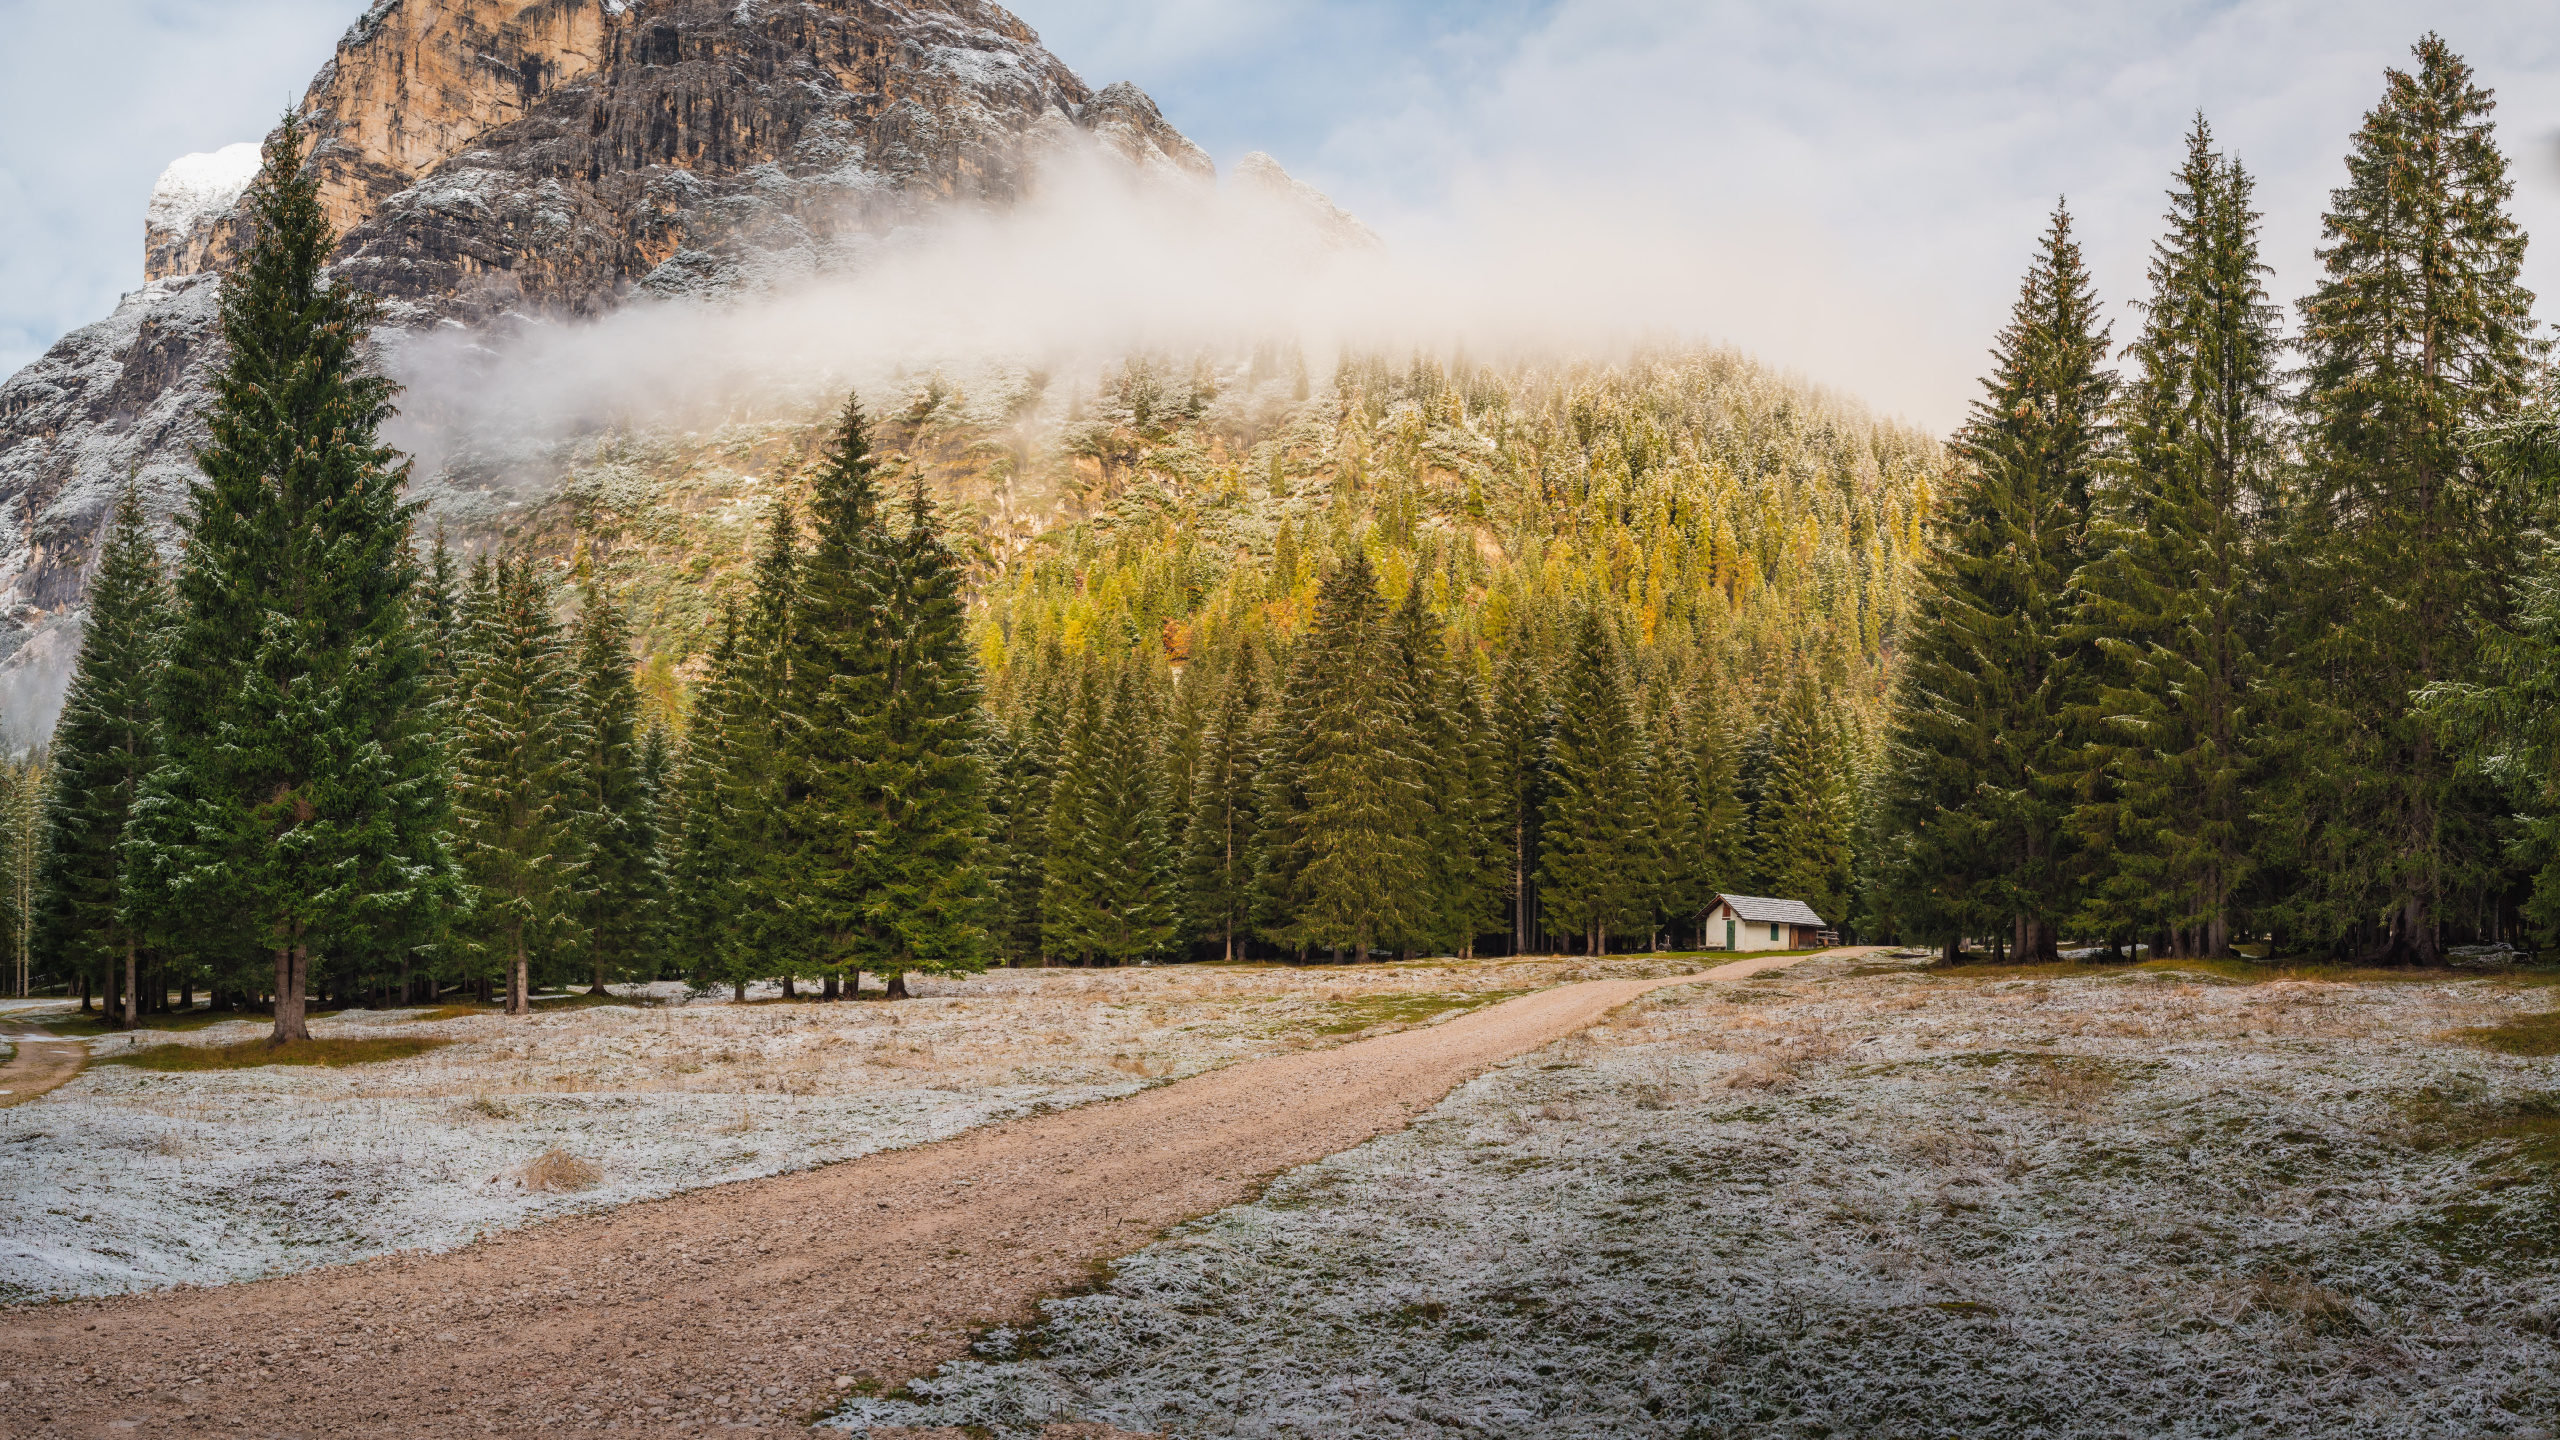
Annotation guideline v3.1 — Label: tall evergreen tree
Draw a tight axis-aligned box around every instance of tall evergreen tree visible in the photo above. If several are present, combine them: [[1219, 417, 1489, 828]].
[[1882, 203, 2113, 963], [1183, 643, 1263, 961], [1043, 659, 1178, 963], [1386, 581, 1472, 955], [125, 115, 455, 1042], [664, 608, 753, 999], [2285, 35, 2541, 963], [864, 478, 996, 994], [1753, 675, 1856, 929], [449, 549, 586, 1015], [1275, 554, 1428, 960], [988, 651, 1066, 965], [1540, 610, 1650, 953], [2071, 118, 2284, 958], [35, 487, 172, 1025], [1487, 635, 1552, 953], [568, 564, 656, 994]]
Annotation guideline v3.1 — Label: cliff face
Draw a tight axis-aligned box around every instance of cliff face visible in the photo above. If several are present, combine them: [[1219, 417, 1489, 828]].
[[0, 0, 1343, 687]]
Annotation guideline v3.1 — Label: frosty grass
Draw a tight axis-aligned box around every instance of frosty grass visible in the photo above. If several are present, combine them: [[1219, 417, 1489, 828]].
[[832, 955, 2560, 1439], [0, 959, 1650, 1303]]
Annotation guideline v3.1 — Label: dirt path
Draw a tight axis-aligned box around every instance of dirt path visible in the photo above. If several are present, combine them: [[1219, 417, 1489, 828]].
[[0, 949, 1867, 1438], [0, 1030, 85, 1109]]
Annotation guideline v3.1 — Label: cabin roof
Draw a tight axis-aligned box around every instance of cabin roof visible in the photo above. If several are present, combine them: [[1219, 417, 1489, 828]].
[[1712, 893, 1827, 927]]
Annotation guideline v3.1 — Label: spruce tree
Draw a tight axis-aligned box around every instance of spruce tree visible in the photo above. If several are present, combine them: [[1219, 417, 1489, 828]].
[[865, 478, 995, 994], [125, 115, 456, 1042], [663, 608, 752, 999], [1539, 610, 1650, 954], [35, 487, 172, 1026], [2285, 35, 2540, 962], [1753, 676, 1856, 929], [1183, 643, 1263, 961], [1043, 659, 1177, 963], [1387, 581, 1467, 955], [2070, 118, 2283, 958], [988, 652, 1066, 965], [449, 548, 587, 1015], [1487, 635, 1553, 953], [1882, 203, 2113, 963], [733, 496, 807, 992], [1677, 671, 1750, 945], [568, 566, 656, 994], [1281, 554, 1428, 960]]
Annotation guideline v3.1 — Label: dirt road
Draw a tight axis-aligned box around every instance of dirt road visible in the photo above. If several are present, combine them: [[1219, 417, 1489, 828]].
[[0, 1032, 84, 1110], [0, 950, 1857, 1438]]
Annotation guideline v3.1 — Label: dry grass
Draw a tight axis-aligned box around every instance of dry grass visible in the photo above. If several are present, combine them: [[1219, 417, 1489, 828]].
[[519, 1147, 603, 1193], [103, 1036, 456, 1072], [2457, 1006, 2560, 1056]]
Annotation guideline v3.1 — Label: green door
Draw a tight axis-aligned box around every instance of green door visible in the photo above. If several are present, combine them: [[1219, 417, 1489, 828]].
[[1726, 919, 1735, 950]]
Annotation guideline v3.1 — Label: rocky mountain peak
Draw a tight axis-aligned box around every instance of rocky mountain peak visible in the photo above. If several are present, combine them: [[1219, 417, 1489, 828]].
[[3, 0, 1378, 706]]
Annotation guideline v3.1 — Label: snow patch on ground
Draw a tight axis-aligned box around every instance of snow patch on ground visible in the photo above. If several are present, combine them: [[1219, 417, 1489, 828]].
[[833, 960, 2560, 1438]]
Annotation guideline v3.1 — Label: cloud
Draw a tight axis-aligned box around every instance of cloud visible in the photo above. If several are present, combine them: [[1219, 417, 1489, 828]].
[[15, 1, 2560, 433], [0, 0, 347, 375]]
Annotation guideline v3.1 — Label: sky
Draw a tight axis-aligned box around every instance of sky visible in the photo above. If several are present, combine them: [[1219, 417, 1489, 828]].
[[5, 1, 2560, 430]]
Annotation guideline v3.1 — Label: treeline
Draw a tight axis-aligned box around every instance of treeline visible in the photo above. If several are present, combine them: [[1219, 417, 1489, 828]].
[[1878, 35, 2560, 964], [14, 121, 996, 1035]]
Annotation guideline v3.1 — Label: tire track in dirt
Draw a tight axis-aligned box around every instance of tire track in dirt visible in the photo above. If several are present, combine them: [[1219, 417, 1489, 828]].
[[0, 949, 1868, 1438]]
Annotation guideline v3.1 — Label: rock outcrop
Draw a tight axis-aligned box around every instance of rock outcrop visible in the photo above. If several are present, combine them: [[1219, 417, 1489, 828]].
[[0, 0, 1376, 688]]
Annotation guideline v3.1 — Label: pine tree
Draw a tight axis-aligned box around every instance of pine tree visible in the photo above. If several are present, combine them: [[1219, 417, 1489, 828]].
[[733, 495, 807, 992], [1540, 610, 1650, 953], [1487, 636, 1552, 953], [2285, 35, 2541, 963], [125, 115, 456, 1042], [663, 608, 752, 999], [0, 753, 44, 1000], [2070, 118, 2283, 959], [567, 564, 656, 994], [1387, 580, 1468, 955], [1636, 671, 1696, 949], [1677, 671, 1750, 945], [1183, 643, 1263, 961], [1753, 676, 1856, 929], [1043, 659, 1178, 963], [35, 487, 173, 1027], [1882, 203, 2113, 963], [988, 654, 1066, 965], [449, 549, 587, 1015], [1280, 554, 1428, 960], [864, 478, 996, 994]]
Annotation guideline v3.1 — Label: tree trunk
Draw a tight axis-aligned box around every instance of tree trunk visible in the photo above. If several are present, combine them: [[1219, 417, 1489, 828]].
[[506, 927, 531, 1016], [271, 943, 312, 1045], [821, 974, 840, 1001], [121, 938, 138, 1029], [884, 971, 910, 1000], [80, 971, 91, 1012], [588, 960, 610, 998], [1941, 936, 1960, 966], [732, 980, 748, 1003]]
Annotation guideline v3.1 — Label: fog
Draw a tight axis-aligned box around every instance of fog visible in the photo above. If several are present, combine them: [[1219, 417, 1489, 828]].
[[380, 154, 1942, 486]]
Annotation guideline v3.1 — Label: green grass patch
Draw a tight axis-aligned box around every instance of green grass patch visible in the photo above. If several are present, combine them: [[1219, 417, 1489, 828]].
[[2458, 1008, 2560, 1057], [1305, 989, 1529, 1036], [103, 1035, 457, 1071], [40, 1005, 299, 1037]]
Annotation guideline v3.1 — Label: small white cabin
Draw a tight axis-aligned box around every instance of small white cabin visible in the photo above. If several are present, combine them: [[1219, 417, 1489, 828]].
[[1706, 893, 1831, 951]]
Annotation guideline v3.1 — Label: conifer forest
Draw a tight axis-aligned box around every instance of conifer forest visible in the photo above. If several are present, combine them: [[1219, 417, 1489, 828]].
[[10, 19, 2560, 1439], [10, 38, 2560, 1031]]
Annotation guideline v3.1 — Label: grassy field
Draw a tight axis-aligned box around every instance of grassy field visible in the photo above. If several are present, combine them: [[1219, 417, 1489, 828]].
[[834, 953, 2560, 1439]]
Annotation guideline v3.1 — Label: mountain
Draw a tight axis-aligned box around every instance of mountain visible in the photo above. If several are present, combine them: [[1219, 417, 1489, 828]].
[[0, 0, 1362, 716]]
